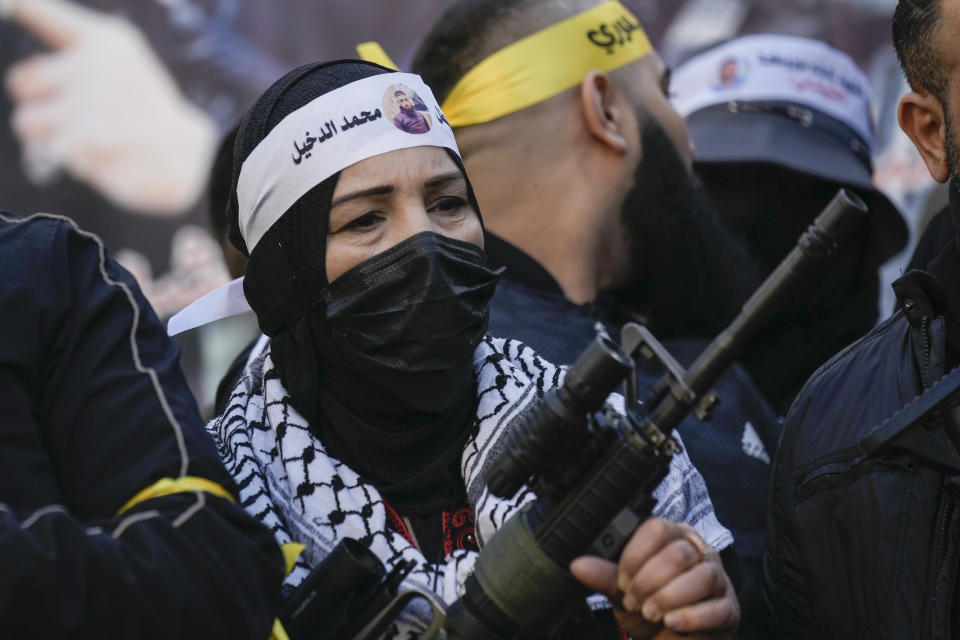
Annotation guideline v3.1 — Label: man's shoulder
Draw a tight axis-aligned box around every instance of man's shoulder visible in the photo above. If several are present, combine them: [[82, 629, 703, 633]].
[[394, 111, 418, 124], [782, 311, 918, 464], [488, 277, 599, 365], [0, 211, 70, 259], [797, 310, 913, 400], [0, 213, 82, 305], [0, 211, 110, 274]]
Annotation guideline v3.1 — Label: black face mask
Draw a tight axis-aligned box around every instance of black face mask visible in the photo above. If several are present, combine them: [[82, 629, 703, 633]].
[[320, 231, 502, 414], [296, 231, 501, 514]]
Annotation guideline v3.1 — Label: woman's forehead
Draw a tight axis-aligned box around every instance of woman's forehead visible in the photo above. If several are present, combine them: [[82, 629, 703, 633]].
[[334, 146, 462, 192]]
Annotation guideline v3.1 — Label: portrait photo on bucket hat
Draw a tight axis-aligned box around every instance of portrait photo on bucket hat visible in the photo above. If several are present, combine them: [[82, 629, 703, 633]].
[[671, 33, 908, 266]]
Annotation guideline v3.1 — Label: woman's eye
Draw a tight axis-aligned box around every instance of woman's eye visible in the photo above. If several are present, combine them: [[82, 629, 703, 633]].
[[431, 197, 469, 214], [342, 212, 382, 231]]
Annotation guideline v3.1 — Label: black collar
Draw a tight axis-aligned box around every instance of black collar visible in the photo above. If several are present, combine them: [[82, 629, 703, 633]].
[[482, 231, 637, 329], [936, 179, 960, 325], [893, 180, 960, 355], [952, 178, 960, 249], [483, 232, 565, 295]]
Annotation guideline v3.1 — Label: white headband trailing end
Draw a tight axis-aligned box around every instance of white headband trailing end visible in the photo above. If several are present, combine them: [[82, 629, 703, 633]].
[[237, 72, 460, 252], [167, 277, 251, 336]]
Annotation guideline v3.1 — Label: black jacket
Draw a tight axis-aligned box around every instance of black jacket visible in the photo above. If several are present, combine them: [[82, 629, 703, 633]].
[[0, 213, 284, 638], [764, 181, 960, 638]]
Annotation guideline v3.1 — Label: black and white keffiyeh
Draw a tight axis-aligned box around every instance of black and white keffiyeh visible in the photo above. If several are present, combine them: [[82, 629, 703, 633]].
[[207, 335, 732, 636]]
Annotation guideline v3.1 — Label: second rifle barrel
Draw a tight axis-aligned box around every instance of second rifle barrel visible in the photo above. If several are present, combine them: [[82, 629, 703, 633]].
[[650, 188, 868, 429]]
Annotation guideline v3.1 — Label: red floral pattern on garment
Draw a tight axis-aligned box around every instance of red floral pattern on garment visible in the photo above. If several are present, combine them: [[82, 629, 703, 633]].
[[382, 500, 412, 545], [382, 500, 478, 555], [443, 504, 478, 555]]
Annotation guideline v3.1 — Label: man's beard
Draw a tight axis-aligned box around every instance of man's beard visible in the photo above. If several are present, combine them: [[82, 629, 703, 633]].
[[945, 106, 960, 183], [604, 118, 760, 339]]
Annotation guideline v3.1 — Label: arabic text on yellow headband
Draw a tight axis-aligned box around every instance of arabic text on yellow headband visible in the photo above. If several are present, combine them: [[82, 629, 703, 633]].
[[440, 1, 651, 128]]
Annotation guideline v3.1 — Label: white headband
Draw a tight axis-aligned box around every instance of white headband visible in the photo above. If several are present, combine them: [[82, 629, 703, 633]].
[[169, 72, 460, 335], [237, 71, 460, 252], [671, 34, 875, 153]]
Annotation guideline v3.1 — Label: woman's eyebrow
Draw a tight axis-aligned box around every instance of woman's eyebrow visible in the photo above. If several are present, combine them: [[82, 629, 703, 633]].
[[330, 185, 394, 208], [330, 172, 463, 207], [425, 172, 464, 188]]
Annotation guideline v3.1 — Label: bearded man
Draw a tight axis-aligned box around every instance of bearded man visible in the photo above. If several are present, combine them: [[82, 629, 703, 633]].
[[413, 2, 779, 635], [392, 89, 431, 133], [763, 1, 960, 636]]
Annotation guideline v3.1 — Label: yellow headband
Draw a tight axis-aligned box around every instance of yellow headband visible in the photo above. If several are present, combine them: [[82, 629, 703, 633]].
[[440, 1, 651, 128], [356, 41, 399, 71]]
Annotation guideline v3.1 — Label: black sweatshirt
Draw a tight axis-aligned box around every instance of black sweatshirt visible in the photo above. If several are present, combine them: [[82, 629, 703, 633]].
[[0, 213, 284, 639]]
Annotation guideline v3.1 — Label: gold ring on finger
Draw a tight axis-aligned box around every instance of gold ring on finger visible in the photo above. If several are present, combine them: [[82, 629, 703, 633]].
[[682, 531, 708, 564]]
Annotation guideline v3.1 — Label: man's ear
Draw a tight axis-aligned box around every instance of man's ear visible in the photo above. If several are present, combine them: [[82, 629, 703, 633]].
[[898, 90, 950, 183], [579, 70, 629, 154]]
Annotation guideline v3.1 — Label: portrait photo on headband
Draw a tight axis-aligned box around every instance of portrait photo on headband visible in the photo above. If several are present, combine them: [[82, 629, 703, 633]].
[[383, 84, 433, 134]]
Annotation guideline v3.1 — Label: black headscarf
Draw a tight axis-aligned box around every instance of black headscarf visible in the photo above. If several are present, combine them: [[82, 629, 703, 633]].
[[227, 60, 487, 514]]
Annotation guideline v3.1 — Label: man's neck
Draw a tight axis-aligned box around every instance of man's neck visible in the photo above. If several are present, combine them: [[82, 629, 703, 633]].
[[466, 147, 613, 305], [455, 100, 633, 305]]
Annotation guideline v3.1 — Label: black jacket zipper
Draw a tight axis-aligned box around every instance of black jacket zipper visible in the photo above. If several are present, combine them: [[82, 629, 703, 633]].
[[927, 493, 956, 640]]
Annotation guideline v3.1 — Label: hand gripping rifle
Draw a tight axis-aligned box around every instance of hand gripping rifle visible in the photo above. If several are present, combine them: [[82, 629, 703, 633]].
[[280, 190, 868, 640]]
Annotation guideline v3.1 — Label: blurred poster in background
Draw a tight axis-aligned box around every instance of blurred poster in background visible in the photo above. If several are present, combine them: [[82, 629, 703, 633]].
[[0, 0, 936, 411]]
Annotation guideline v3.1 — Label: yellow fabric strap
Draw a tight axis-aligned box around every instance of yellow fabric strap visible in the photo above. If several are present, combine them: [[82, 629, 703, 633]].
[[441, 0, 651, 127], [280, 542, 305, 576], [270, 618, 290, 640], [269, 544, 305, 640], [115, 476, 234, 517], [356, 41, 399, 71]]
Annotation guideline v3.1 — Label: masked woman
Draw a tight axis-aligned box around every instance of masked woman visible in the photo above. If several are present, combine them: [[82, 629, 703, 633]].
[[201, 60, 740, 638]]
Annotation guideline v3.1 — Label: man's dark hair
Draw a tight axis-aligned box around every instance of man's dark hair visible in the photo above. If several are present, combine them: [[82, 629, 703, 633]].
[[892, 0, 946, 103], [412, 0, 594, 103]]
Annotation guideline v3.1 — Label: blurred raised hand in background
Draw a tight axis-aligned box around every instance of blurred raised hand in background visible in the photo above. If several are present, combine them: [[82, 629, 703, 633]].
[[5, 0, 218, 214]]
